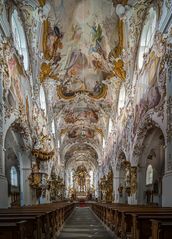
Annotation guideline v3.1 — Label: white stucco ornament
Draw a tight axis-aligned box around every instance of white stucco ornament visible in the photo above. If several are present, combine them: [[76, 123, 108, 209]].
[[116, 4, 131, 20], [152, 31, 166, 58], [116, 4, 125, 17]]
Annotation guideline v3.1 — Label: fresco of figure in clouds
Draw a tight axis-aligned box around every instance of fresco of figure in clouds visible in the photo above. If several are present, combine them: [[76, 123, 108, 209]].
[[3, 45, 25, 109], [44, 21, 63, 62], [64, 109, 99, 124], [88, 20, 108, 60], [68, 127, 95, 139], [60, 55, 106, 97], [70, 24, 83, 43]]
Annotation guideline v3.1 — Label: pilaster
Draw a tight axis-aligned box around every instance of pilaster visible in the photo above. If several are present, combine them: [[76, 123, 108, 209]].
[[162, 40, 172, 206], [0, 69, 8, 208]]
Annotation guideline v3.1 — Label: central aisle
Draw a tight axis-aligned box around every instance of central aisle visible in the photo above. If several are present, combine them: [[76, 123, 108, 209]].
[[58, 207, 115, 239]]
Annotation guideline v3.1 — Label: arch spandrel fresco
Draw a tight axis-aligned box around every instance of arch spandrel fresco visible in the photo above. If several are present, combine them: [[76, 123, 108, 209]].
[[67, 127, 95, 139], [64, 108, 99, 124]]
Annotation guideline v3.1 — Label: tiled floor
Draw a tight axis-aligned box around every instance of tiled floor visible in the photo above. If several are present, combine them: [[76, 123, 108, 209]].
[[57, 207, 115, 239]]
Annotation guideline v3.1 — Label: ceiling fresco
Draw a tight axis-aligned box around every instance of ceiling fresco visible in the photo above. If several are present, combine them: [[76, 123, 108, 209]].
[[64, 108, 99, 124], [39, 0, 125, 94], [68, 127, 95, 139], [38, 0, 126, 169]]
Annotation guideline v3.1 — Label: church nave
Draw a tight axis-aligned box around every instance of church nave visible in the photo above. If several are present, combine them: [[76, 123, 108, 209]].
[[0, 0, 172, 238], [57, 207, 114, 239]]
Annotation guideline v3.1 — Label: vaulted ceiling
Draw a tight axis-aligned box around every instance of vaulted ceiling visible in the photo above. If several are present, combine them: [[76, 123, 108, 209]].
[[16, 0, 151, 170], [37, 0, 127, 170]]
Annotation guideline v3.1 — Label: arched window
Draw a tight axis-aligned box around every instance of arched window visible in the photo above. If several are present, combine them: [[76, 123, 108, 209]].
[[11, 9, 29, 71], [138, 7, 157, 69], [58, 139, 60, 148], [52, 119, 55, 134], [146, 164, 153, 185], [118, 84, 125, 114], [90, 170, 93, 186], [70, 171, 73, 187], [39, 85, 47, 113], [108, 118, 113, 135], [11, 166, 18, 186], [103, 138, 105, 148]]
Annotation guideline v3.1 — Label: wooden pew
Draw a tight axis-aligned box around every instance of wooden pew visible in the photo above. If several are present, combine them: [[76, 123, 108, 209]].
[[0, 202, 75, 239], [129, 213, 172, 239], [91, 203, 172, 239], [0, 216, 40, 239], [0, 210, 53, 239], [151, 219, 172, 239], [0, 221, 28, 239]]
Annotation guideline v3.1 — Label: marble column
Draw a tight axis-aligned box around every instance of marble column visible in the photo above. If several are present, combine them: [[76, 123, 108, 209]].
[[19, 152, 33, 206], [112, 165, 124, 203]]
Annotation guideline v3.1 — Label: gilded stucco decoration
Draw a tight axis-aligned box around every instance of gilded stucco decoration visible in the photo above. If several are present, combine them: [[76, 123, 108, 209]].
[[31, 102, 55, 161]]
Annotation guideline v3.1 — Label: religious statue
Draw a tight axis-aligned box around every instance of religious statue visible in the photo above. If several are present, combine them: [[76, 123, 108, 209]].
[[131, 167, 137, 195], [78, 170, 86, 192]]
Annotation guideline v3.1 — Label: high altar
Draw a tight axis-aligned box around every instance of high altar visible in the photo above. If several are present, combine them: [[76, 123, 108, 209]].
[[71, 165, 94, 199]]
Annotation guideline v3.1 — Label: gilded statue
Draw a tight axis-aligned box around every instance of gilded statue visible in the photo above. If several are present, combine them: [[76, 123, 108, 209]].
[[112, 58, 126, 81], [106, 170, 113, 202], [131, 167, 137, 195]]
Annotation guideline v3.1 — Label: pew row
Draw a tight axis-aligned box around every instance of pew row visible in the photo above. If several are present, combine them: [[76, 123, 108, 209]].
[[0, 201, 74, 239], [92, 203, 172, 239]]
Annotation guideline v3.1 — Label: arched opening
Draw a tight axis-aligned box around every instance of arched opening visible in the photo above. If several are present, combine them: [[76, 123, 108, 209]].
[[10, 166, 18, 187], [51, 119, 55, 134], [137, 7, 157, 70], [146, 164, 153, 186], [5, 128, 21, 207], [102, 137, 105, 149], [11, 9, 29, 71], [4, 123, 33, 207], [108, 118, 113, 136], [137, 127, 165, 206]]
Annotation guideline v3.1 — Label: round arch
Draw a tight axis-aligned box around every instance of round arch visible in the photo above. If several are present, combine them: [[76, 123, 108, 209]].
[[137, 6, 157, 70], [11, 9, 29, 71], [136, 126, 165, 205]]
